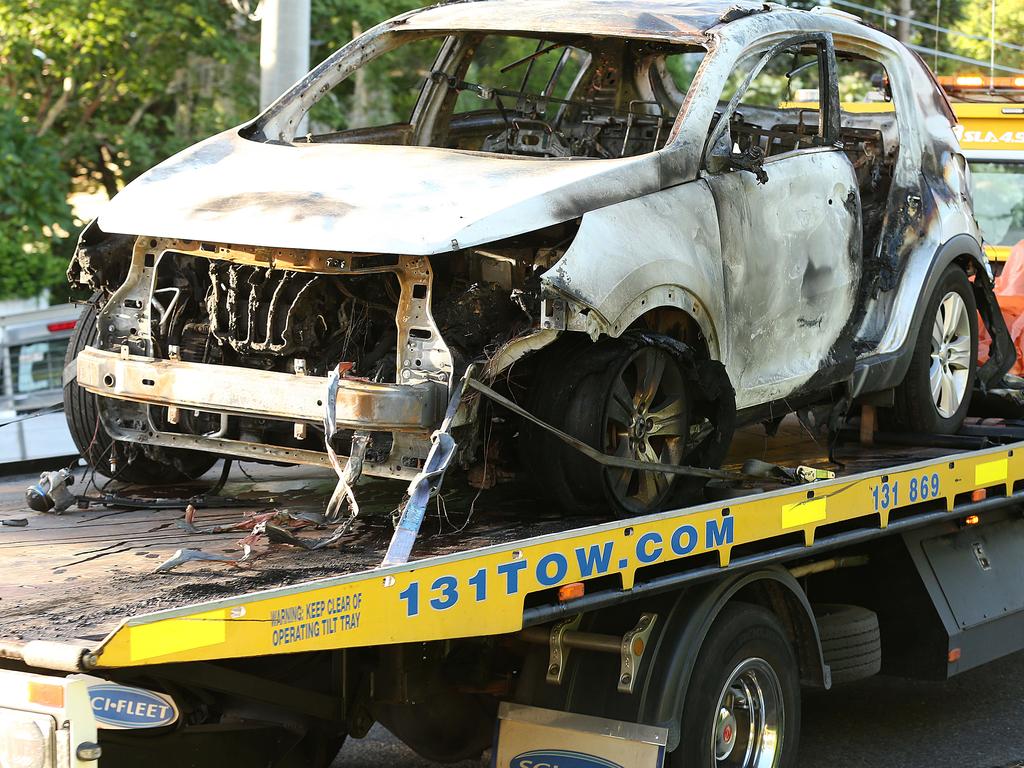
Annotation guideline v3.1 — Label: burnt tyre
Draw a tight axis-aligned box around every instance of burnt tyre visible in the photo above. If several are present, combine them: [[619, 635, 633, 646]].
[[892, 263, 978, 434], [671, 603, 800, 768], [528, 335, 690, 516], [523, 332, 734, 517], [64, 297, 217, 484]]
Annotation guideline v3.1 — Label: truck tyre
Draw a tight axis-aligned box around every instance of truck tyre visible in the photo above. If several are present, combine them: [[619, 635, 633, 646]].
[[671, 603, 800, 768], [812, 604, 881, 684], [892, 263, 977, 434], [64, 296, 216, 484]]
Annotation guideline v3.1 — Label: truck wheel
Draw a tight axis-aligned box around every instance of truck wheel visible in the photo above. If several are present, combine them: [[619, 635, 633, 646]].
[[529, 334, 692, 516], [892, 263, 977, 434], [813, 604, 881, 684], [671, 603, 800, 768], [64, 297, 217, 484]]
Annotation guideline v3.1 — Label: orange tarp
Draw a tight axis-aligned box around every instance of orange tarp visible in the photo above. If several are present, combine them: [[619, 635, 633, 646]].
[[979, 240, 1024, 374]]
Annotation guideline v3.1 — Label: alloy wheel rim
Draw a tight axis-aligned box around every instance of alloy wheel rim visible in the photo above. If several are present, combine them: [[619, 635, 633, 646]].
[[603, 346, 688, 514], [711, 658, 784, 768], [930, 291, 971, 419]]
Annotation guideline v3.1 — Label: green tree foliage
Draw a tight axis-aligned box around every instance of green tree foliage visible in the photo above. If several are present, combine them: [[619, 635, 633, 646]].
[[0, 99, 71, 298], [306, 0, 426, 132], [947, 0, 1024, 72], [0, 0, 260, 299]]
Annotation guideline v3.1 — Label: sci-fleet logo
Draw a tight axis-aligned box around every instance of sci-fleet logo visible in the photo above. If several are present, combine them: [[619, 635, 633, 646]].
[[510, 749, 624, 768]]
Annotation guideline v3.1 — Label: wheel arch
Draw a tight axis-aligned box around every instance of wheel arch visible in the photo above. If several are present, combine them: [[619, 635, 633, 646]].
[[610, 288, 721, 360], [511, 568, 826, 753], [634, 566, 828, 751], [851, 233, 1014, 396]]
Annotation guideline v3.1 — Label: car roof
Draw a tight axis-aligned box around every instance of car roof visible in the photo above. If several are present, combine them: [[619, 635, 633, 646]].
[[401, 0, 775, 42]]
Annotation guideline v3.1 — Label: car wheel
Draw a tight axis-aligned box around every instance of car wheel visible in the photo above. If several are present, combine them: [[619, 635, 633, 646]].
[[526, 334, 693, 516], [64, 296, 217, 484], [669, 603, 801, 768], [892, 263, 977, 434]]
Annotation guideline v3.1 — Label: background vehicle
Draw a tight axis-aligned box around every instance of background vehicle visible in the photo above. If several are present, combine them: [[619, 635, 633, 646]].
[[939, 74, 1024, 269], [0, 304, 79, 464]]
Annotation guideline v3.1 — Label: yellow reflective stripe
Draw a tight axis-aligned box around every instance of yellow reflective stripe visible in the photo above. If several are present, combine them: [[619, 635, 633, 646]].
[[782, 497, 827, 528], [129, 609, 227, 662], [975, 458, 1008, 486]]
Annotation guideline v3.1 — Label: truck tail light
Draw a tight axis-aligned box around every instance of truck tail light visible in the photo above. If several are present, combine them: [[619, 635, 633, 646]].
[[0, 710, 55, 768], [558, 582, 585, 602], [45, 321, 76, 333]]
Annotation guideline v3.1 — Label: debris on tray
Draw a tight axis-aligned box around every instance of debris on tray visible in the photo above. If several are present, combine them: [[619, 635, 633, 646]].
[[25, 467, 76, 514], [155, 545, 253, 573]]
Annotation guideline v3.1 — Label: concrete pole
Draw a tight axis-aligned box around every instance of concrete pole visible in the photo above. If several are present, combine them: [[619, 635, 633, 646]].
[[896, 0, 912, 43], [260, 0, 311, 130]]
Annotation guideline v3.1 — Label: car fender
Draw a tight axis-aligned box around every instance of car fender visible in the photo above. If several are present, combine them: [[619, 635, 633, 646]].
[[851, 233, 1014, 396], [540, 179, 727, 360]]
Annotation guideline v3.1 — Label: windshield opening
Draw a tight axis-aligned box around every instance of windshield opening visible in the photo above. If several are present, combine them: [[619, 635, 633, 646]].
[[300, 32, 705, 159], [971, 161, 1024, 247]]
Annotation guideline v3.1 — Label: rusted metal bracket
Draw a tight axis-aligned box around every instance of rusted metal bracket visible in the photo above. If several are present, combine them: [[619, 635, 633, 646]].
[[618, 613, 657, 694], [545, 614, 582, 685], [520, 612, 657, 694]]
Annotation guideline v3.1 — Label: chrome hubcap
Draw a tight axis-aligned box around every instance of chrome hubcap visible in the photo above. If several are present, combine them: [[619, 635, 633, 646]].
[[930, 291, 972, 419], [715, 706, 739, 760], [604, 347, 688, 514], [711, 658, 784, 767]]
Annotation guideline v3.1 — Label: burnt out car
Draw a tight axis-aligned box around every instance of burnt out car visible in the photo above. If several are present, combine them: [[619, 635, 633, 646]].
[[66, 0, 1013, 521]]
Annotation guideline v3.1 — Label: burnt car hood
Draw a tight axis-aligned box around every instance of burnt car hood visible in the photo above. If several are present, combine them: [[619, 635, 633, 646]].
[[97, 129, 660, 255]]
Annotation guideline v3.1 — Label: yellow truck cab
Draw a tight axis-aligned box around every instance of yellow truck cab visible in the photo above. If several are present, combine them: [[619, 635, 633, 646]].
[[939, 75, 1024, 266]]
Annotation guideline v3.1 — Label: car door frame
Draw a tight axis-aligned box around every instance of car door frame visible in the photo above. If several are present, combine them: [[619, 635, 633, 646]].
[[701, 31, 865, 410], [704, 32, 842, 167]]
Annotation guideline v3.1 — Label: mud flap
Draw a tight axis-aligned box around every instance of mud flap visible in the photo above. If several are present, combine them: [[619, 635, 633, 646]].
[[493, 703, 667, 768]]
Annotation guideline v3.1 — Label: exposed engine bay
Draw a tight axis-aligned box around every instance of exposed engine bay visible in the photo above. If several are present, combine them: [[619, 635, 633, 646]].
[[69, 226, 575, 485]]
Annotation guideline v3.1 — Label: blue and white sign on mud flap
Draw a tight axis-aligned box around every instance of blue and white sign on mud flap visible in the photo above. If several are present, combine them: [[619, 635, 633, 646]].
[[88, 682, 179, 729], [494, 703, 667, 768]]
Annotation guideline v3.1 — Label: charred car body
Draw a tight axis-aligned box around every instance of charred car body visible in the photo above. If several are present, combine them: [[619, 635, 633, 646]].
[[66, 0, 1014, 518]]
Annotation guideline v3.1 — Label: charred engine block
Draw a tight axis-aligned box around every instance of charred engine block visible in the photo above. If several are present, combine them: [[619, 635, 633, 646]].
[[206, 262, 329, 358], [158, 256, 400, 383]]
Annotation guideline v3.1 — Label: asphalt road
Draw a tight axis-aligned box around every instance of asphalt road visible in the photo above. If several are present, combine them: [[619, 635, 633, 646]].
[[334, 651, 1024, 767]]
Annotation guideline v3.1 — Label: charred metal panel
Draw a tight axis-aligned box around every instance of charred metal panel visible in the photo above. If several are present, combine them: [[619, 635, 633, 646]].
[[400, 0, 759, 42], [539, 180, 725, 355], [97, 134, 659, 255], [707, 149, 861, 408], [77, 347, 443, 432]]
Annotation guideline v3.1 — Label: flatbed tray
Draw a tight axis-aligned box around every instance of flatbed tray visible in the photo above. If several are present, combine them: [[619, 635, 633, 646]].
[[0, 417, 966, 647]]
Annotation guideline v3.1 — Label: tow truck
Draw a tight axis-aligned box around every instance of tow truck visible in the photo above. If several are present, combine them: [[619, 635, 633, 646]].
[[939, 74, 1024, 267], [3, 412, 1024, 768], [7, 37, 1024, 768]]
